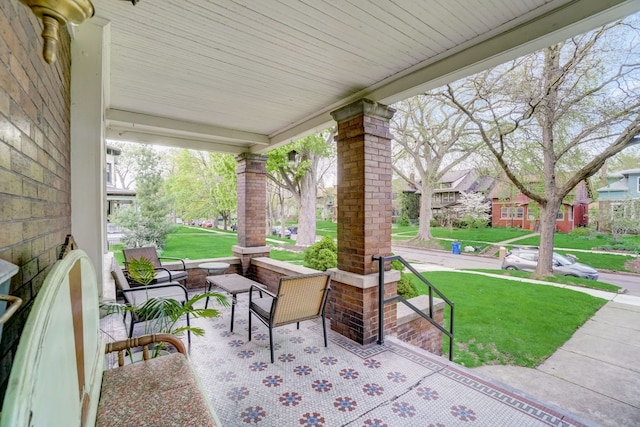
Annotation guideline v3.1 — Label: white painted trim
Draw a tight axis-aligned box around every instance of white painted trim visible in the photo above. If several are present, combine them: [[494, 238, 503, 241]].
[[71, 21, 110, 294]]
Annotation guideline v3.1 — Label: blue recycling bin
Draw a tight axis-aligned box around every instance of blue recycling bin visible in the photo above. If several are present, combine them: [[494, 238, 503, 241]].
[[451, 241, 461, 254]]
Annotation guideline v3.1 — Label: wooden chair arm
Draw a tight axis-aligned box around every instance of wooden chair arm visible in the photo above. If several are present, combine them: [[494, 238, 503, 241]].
[[105, 334, 186, 367]]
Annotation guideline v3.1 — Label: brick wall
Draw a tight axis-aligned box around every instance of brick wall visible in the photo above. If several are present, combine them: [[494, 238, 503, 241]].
[[396, 308, 444, 356], [0, 0, 72, 404]]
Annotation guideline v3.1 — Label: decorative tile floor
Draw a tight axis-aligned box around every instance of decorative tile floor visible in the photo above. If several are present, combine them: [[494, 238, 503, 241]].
[[102, 293, 592, 427]]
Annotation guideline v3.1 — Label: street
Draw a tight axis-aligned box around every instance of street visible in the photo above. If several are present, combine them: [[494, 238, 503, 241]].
[[392, 245, 640, 296]]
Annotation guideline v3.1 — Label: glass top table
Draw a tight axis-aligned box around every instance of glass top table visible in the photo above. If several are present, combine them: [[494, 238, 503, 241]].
[[198, 262, 229, 276]]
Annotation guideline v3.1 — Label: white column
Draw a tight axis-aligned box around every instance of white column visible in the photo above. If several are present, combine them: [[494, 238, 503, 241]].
[[70, 19, 111, 294]]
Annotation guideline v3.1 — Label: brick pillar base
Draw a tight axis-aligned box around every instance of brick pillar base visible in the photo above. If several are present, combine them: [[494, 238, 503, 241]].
[[327, 269, 399, 345]]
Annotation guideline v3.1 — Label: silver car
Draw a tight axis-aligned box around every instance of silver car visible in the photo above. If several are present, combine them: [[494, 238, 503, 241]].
[[501, 248, 599, 280]]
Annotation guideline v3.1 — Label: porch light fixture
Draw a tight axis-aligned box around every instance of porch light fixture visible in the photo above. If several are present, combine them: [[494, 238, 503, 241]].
[[20, 0, 94, 64]]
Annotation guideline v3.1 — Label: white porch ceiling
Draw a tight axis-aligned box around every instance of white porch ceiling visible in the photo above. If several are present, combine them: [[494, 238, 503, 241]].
[[92, 0, 640, 154]]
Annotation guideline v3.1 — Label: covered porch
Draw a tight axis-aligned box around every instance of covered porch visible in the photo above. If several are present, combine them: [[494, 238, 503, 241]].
[[62, 0, 640, 348], [100, 283, 591, 427]]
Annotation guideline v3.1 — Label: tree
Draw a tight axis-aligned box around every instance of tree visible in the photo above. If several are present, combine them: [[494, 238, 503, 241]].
[[443, 17, 640, 277], [453, 191, 491, 228], [391, 95, 484, 240], [267, 130, 335, 246], [110, 144, 174, 248], [165, 150, 237, 229]]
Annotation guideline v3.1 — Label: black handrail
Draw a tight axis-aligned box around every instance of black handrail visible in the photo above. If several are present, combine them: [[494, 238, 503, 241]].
[[374, 255, 455, 361]]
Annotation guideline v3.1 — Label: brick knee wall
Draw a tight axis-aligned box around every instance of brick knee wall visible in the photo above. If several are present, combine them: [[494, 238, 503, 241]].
[[395, 310, 444, 356], [0, 0, 73, 406]]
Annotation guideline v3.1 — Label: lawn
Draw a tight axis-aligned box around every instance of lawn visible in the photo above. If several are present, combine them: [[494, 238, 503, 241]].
[[411, 271, 606, 368], [110, 226, 238, 264], [513, 231, 640, 252], [392, 226, 532, 244], [469, 269, 620, 292]]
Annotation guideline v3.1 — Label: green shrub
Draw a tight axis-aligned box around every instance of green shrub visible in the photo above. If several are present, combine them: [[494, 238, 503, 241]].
[[397, 272, 418, 299], [397, 214, 410, 227], [304, 236, 337, 271], [391, 259, 404, 271], [569, 227, 592, 237]]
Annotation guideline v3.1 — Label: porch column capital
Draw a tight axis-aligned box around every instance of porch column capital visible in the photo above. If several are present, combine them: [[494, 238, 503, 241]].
[[330, 98, 396, 124]]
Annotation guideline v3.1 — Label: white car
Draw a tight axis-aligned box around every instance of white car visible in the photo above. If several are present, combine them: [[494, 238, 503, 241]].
[[501, 248, 599, 280]]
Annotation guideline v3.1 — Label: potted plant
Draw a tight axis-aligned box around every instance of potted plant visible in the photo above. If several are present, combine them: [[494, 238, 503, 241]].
[[102, 256, 228, 359]]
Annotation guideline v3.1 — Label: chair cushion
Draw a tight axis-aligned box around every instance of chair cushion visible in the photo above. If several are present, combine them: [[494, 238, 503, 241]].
[[250, 296, 273, 321], [126, 285, 186, 307], [97, 353, 218, 427], [155, 270, 188, 283]]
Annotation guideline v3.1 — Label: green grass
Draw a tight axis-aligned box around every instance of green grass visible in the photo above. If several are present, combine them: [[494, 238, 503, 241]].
[[269, 249, 306, 264], [513, 231, 640, 252], [411, 271, 606, 368], [315, 221, 337, 238], [430, 227, 532, 243], [110, 226, 238, 264], [392, 226, 532, 243], [468, 269, 620, 292]]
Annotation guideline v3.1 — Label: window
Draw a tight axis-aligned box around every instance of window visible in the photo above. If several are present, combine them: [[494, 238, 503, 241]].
[[106, 163, 112, 185], [556, 208, 564, 221], [501, 206, 523, 219]]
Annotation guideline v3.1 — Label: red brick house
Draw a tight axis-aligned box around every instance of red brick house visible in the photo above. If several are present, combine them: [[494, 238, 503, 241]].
[[489, 180, 590, 232]]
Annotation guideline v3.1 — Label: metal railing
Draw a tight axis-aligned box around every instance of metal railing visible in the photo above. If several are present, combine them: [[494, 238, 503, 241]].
[[373, 255, 455, 361]]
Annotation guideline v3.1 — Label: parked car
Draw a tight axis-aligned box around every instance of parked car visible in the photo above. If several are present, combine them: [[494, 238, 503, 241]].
[[501, 247, 599, 280], [201, 220, 213, 228], [271, 226, 291, 238]]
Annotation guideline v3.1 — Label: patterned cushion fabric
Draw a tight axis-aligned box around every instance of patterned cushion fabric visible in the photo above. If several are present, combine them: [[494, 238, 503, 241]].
[[97, 353, 218, 427]]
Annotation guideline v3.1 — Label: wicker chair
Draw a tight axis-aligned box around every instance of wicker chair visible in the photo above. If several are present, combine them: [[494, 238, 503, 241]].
[[248, 272, 331, 363], [122, 247, 187, 284], [110, 258, 193, 343]]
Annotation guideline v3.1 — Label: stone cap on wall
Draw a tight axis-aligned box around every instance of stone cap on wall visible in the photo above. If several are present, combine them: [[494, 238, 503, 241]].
[[396, 295, 445, 326]]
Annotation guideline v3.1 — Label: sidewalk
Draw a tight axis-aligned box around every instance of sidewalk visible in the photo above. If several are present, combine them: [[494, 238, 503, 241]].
[[473, 299, 640, 427], [408, 261, 640, 426]]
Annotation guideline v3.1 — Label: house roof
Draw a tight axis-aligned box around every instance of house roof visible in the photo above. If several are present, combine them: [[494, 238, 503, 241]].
[[605, 168, 640, 179], [85, 0, 638, 154], [597, 177, 629, 192]]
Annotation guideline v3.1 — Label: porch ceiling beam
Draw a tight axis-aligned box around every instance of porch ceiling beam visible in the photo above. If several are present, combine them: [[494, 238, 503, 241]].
[[106, 109, 270, 145], [105, 129, 247, 155], [262, 0, 638, 153]]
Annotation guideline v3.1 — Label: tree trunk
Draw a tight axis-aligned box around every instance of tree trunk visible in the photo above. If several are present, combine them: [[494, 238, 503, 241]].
[[296, 171, 317, 246], [414, 185, 433, 240], [535, 198, 561, 278]]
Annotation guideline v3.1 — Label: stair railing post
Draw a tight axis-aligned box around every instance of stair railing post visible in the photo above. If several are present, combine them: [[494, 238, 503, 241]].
[[377, 255, 385, 345]]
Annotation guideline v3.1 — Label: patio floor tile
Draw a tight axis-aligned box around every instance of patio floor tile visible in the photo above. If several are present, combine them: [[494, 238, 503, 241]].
[[101, 293, 592, 427]]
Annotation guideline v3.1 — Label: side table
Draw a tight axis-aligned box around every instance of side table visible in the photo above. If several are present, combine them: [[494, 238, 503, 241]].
[[205, 274, 264, 332], [199, 262, 229, 309]]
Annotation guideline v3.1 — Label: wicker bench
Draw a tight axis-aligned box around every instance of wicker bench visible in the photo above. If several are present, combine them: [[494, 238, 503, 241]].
[[0, 249, 220, 427]]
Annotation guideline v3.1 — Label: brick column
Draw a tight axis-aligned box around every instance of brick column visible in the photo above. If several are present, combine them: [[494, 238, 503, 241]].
[[328, 99, 398, 345], [233, 153, 270, 274]]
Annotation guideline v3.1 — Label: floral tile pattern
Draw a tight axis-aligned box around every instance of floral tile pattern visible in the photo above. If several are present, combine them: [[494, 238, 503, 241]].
[[101, 293, 591, 427]]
